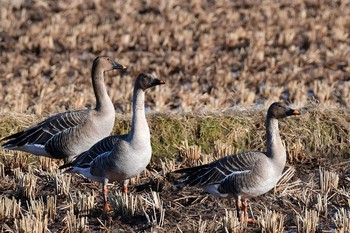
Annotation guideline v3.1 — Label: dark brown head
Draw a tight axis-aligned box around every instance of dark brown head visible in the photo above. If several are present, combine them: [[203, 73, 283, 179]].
[[135, 73, 165, 91], [92, 56, 126, 73], [267, 102, 300, 119]]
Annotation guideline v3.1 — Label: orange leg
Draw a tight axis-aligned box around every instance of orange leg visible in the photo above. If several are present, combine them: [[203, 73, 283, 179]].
[[241, 199, 257, 224], [122, 179, 129, 193], [102, 178, 110, 212]]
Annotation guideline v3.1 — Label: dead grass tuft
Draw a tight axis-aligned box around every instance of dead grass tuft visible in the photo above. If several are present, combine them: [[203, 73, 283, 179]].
[[259, 209, 284, 233], [297, 209, 319, 233], [334, 208, 350, 233], [0, 196, 21, 221], [54, 173, 71, 196], [319, 167, 339, 193], [222, 209, 246, 233], [111, 191, 140, 217], [15, 213, 48, 233], [16, 171, 37, 199]]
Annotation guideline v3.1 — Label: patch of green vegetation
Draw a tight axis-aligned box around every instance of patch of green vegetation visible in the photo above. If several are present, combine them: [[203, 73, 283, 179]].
[[0, 108, 349, 163]]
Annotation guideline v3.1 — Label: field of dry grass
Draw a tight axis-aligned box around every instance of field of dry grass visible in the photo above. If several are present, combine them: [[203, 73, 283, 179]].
[[1, 0, 350, 114], [0, 107, 349, 232], [1, 0, 350, 232]]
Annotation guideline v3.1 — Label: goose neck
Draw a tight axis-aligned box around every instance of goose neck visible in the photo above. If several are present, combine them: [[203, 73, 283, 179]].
[[129, 87, 150, 142], [265, 117, 285, 161], [92, 71, 113, 112]]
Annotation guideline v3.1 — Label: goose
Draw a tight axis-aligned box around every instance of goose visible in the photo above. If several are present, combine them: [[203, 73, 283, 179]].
[[173, 102, 300, 222], [1, 56, 126, 164], [60, 73, 165, 211]]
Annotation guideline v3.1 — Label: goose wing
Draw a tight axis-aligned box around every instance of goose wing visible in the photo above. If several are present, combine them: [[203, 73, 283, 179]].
[[1, 109, 90, 148], [60, 134, 127, 169], [174, 151, 263, 187]]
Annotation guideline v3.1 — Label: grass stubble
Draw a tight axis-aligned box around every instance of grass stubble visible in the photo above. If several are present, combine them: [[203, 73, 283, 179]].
[[0, 104, 349, 232], [0, 0, 350, 231]]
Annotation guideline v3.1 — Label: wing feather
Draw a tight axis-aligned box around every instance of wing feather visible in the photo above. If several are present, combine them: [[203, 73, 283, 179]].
[[60, 134, 127, 169], [175, 151, 264, 187], [1, 109, 89, 148]]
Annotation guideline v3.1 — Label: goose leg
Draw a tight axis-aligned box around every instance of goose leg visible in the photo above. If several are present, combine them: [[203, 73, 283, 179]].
[[235, 196, 242, 221], [102, 178, 110, 212], [122, 179, 129, 193], [241, 199, 256, 224]]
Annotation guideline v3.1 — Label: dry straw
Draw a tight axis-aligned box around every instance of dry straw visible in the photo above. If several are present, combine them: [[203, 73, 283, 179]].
[[16, 171, 37, 199], [258, 209, 284, 233], [297, 209, 319, 233], [64, 210, 89, 233], [193, 215, 220, 233], [213, 141, 235, 160], [75, 191, 95, 215], [0, 196, 21, 221], [15, 213, 49, 233], [334, 208, 350, 233], [142, 191, 165, 228], [39, 157, 58, 174], [54, 173, 71, 196], [13, 153, 29, 170], [319, 167, 339, 193], [177, 139, 202, 162], [315, 193, 328, 217], [46, 196, 56, 220], [111, 191, 140, 217], [27, 198, 45, 220], [222, 209, 246, 233]]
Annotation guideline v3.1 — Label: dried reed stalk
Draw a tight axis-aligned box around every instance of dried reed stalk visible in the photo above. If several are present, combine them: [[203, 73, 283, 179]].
[[75, 191, 95, 215], [13, 167, 22, 180], [0, 196, 21, 220], [259, 209, 284, 233], [16, 172, 37, 199], [15, 213, 48, 233], [64, 210, 88, 232], [27, 198, 45, 220], [297, 209, 319, 233], [160, 158, 176, 175], [54, 173, 71, 196], [195, 216, 208, 233], [213, 141, 234, 159], [111, 191, 140, 217], [142, 191, 165, 227], [46, 195, 56, 220], [334, 208, 350, 233], [177, 139, 201, 162], [13, 153, 29, 170], [222, 209, 246, 233], [39, 157, 57, 174], [316, 193, 328, 217], [319, 167, 339, 193], [274, 166, 296, 194]]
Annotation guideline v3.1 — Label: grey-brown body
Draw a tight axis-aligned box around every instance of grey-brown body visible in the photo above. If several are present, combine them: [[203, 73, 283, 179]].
[[60, 73, 165, 211], [1, 56, 126, 164], [174, 102, 300, 220]]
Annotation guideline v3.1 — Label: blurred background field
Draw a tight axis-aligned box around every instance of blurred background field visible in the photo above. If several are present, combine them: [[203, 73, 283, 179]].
[[0, 0, 350, 232], [0, 0, 349, 114]]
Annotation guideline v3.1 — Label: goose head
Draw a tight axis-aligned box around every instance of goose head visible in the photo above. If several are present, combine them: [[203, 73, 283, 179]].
[[267, 102, 300, 119], [136, 73, 165, 91], [92, 56, 126, 74]]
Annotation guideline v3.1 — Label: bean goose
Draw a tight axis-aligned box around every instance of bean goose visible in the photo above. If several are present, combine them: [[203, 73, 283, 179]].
[[1, 56, 126, 164], [173, 102, 300, 222], [60, 73, 165, 211]]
